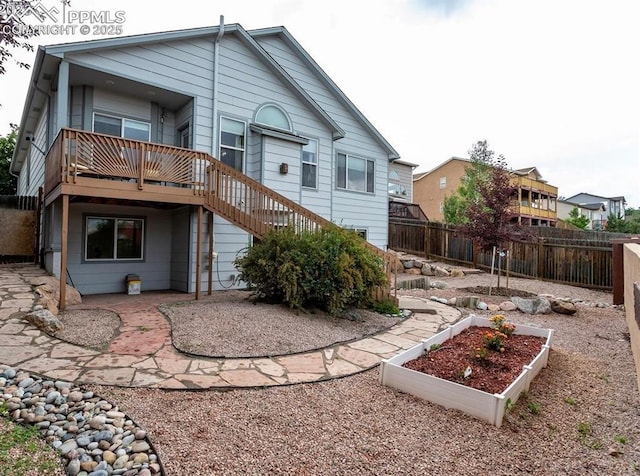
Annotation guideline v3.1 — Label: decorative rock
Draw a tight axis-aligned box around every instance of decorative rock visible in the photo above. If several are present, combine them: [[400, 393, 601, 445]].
[[131, 440, 150, 453], [434, 266, 450, 277], [67, 391, 84, 402], [421, 264, 435, 276], [138, 470, 152, 476], [431, 281, 448, 290], [134, 452, 149, 464], [103, 450, 117, 465], [476, 301, 488, 311], [450, 269, 465, 278], [67, 458, 81, 476], [94, 430, 114, 442], [113, 454, 130, 470], [447, 297, 457, 306], [24, 309, 64, 334], [89, 415, 106, 430], [404, 268, 421, 275], [499, 301, 517, 311], [429, 296, 449, 305], [2, 368, 17, 379], [487, 304, 500, 312], [135, 429, 147, 440], [511, 296, 552, 314], [59, 439, 79, 455], [551, 300, 578, 315], [402, 260, 415, 269]]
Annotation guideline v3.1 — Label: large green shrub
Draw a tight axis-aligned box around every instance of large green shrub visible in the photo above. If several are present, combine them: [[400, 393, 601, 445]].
[[234, 226, 388, 314]]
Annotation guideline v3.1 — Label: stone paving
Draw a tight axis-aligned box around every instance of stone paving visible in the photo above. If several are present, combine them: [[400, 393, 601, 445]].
[[0, 265, 461, 390]]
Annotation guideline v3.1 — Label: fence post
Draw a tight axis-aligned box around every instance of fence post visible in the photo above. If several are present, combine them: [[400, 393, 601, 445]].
[[537, 237, 544, 279], [424, 223, 430, 259]]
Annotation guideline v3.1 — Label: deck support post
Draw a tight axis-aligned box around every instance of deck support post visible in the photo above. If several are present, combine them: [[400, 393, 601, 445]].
[[195, 205, 203, 300], [59, 195, 69, 311]]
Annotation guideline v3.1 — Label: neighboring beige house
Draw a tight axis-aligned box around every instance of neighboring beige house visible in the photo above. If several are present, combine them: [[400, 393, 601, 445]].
[[557, 199, 606, 230], [413, 157, 468, 221], [413, 158, 558, 226]]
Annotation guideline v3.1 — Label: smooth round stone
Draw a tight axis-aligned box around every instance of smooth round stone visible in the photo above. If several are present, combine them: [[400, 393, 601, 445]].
[[25, 383, 42, 394], [89, 416, 106, 430], [102, 450, 116, 465], [83, 391, 94, 399], [134, 430, 146, 440], [121, 435, 135, 446], [77, 436, 92, 447], [67, 459, 81, 476], [54, 381, 72, 390], [17, 377, 34, 388], [138, 469, 152, 476], [2, 368, 16, 379], [34, 406, 46, 416], [106, 411, 125, 419], [98, 440, 111, 450], [94, 430, 114, 442], [80, 461, 97, 472], [115, 448, 127, 457], [36, 421, 50, 429], [91, 448, 103, 456], [13, 387, 24, 397], [86, 442, 99, 450], [133, 453, 149, 465], [68, 391, 84, 402], [61, 432, 75, 442], [45, 390, 61, 404], [131, 440, 150, 453], [113, 455, 129, 470], [59, 439, 78, 455], [89, 470, 108, 476]]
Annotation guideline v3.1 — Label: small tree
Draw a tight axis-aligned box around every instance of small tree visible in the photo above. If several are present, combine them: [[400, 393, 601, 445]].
[[565, 207, 590, 229], [0, 124, 18, 194], [442, 141, 493, 224], [448, 141, 525, 253]]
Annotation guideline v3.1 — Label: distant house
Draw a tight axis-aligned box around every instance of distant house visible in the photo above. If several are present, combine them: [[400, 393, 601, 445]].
[[9, 22, 400, 303], [412, 158, 558, 226], [565, 193, 627, 230], [557, 199, 606, 230]]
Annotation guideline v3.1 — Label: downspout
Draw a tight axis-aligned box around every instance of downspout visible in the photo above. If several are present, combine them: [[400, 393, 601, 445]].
[[212, 15, 224, 157]]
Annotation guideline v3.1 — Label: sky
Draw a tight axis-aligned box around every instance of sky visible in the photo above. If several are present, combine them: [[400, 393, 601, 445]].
[[1, 0, 639, 206]]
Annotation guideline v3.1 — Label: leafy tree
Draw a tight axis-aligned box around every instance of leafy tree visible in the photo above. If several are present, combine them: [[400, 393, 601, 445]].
[[565, 207, 590, 229], [0, 124, 18, 194], [444, 140, 525, 252], [443, 141, 492, 224], [0, 0, 40, 74], [606, 208, 640, 233]]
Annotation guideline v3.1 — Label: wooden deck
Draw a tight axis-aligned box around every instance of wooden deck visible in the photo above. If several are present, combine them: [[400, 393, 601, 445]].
[[45, 129, 397, 308]]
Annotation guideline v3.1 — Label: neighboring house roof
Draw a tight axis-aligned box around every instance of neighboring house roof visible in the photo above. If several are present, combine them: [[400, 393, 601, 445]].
[[512, 166, 547, 182], [412, 156, 469, 182], [249, 26, 400, 160], [566, 193, 627, 205], [559, 200, 606, 211], [391, 159, 419, 168], [12, 23, 399, 172]]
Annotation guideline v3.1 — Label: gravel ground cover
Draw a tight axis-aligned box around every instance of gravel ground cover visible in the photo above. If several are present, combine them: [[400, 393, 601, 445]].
[[84, 270, 640, 475], [160, 290, 400, 357], [55, 309, 120, 350]]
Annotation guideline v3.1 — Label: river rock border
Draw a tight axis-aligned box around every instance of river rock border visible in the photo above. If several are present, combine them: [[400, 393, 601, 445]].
[[0, 366, 163, 476]]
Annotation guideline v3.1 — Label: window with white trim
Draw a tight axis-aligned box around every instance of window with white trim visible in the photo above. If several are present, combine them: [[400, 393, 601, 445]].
[[85, 216, 144, 261], [439, 176, 446, 189], [336, 153, 374, 193], [302, 138, 318, 189], [219, 117, 245, 171], [255, 104, 291, 131], [93, 113, 150, 141]]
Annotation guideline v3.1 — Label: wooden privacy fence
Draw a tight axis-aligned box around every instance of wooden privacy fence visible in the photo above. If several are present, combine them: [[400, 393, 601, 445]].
[[391, 221, 620, 290], [0, 195, 38, 262]]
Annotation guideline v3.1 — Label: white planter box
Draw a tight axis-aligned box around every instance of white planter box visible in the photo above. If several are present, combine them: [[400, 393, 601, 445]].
[[379, 315, 554, 428]]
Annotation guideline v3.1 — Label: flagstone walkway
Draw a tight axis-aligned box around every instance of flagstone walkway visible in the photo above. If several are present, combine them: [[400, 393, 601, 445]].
[[0, 265, 461, 390]]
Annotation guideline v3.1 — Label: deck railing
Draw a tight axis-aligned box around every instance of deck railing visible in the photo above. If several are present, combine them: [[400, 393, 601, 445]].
[[45, 128, 212, 195]]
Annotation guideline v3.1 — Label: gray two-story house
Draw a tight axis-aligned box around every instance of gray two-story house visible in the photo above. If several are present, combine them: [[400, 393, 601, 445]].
[[10, 22, 400, 306]]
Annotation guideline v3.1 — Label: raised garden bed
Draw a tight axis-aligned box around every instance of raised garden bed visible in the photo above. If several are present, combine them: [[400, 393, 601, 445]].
[[379, 315, 554, 427]]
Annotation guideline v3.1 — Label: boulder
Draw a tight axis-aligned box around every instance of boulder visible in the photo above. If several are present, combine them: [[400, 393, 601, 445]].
[[402, 260, 415, 269], [421, 264, 435, 276], [511, 296, 552, 315], [450, 269, 465, 278], [24, 309, 64, 334], [29, 275, 82, 306], [487, 304, 500, 312], [476, 301, 488, 311], [405, 268, 421, 275], [434, 266, 451, 277], [551, 300, 577, 315], [431, 280, 449, 290], [499, 301, 517, 311]]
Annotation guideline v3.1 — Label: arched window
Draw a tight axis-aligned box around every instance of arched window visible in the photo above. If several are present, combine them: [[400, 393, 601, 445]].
[[255, 104, 291, 131]]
